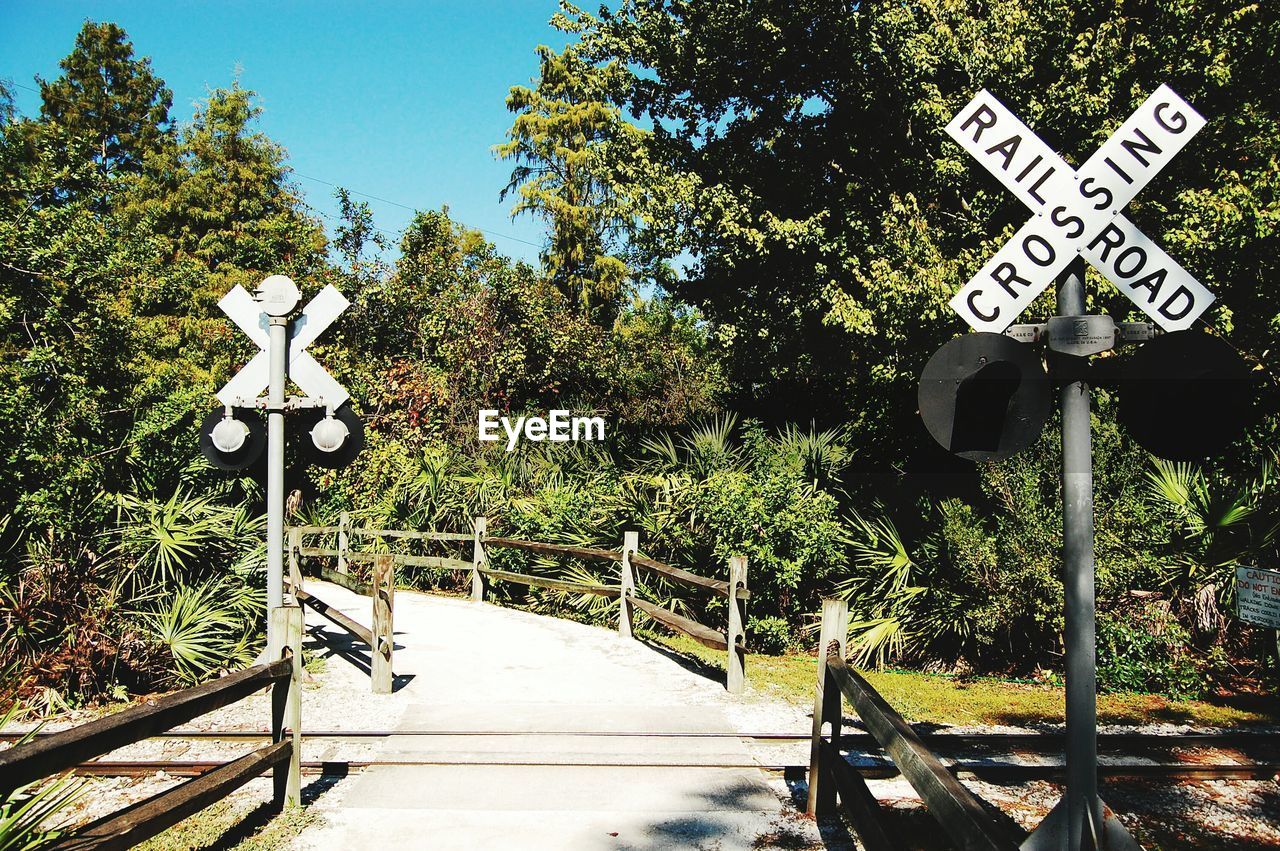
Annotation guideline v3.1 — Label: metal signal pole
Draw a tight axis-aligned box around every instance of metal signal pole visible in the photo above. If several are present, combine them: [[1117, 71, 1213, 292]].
[[265, 315, 288, 651], [1056, 257, 1103, 849]]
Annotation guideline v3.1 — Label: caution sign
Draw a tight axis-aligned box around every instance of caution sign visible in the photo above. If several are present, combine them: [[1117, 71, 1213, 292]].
[[1236, 566, 1280, 629]]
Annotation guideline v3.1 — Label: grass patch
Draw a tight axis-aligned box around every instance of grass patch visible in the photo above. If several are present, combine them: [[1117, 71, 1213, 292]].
[[134, 795, 317, 851], [644, 630, 1279, 728]]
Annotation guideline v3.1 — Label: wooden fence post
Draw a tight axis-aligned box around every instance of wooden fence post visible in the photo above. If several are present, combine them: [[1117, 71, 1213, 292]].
[[471, 516, 487, 602], [269, 604, 303, 808], [337, 510, 350, 575], [807, 597, 849, 817], [727, 555, 747, 694], [619, 531, 638, 638], [372, 554, 394, 694], [287, 527, 303, 595]]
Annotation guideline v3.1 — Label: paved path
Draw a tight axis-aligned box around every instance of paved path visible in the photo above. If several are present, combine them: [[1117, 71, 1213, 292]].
[[290, 580, 830, 850]]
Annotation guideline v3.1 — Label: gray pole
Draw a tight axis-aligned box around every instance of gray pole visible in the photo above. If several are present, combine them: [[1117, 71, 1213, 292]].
[[1056, 257, 1102, 850], [266, 316, 288, 651]]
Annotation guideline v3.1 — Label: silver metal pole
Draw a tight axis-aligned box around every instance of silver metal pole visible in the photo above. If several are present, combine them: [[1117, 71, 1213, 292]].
[[266, 316, 288, 650], [1056, 257, 1102, 850]]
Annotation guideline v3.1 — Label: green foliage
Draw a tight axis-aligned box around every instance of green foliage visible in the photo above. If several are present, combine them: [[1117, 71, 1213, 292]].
[[513, 0, 1279, 451], [498, 42, 648, 315], [746, 616, 791, 655], [114, 492, 263, 588], [123, 82, 325, 277], [1144, 452, 1279, 598], [1097, 605, 1204, 700], [141, 578, 261, 685], [0, 703, 85, 851], [0, 127, 147, 534], [0, 772, 82, 850], [607, 298, 725, 426], [37, 21, 172, 174]]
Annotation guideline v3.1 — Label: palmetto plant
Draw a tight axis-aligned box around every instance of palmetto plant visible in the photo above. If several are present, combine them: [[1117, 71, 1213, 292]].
[[1144, 453, 1279, 603], [0, 703, 84, 850], [113, 491, 230, 586], [639, 413, 742, 478], [834, 506, 978, 669], [834, 510, 918, 667], [774, 422, 854, 491], [139, 578, 260, 685]]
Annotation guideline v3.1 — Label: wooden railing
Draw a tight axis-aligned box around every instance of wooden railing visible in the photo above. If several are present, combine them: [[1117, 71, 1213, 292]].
[[807, 599, 1016, 851], [0, 606, 303, 850], [478, 523, 749, 694], [288, 517, 749, 694], [286, 529, 394, 694]]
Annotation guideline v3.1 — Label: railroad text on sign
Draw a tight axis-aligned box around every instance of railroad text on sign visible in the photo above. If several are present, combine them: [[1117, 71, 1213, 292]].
[[945, 85, 1215, 332]]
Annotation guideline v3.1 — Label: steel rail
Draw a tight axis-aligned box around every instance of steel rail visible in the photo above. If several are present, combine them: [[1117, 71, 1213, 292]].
[[60, 758, 1280, 782], [5, 730, 1274, 747]]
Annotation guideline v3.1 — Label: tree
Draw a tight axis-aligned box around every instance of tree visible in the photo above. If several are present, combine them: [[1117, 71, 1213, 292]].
[[125, 82, 325, 277], [333, 187, 389, 276], [38, 21, 172, 174], [499, 43, 649, 318], [117, 83, 328, 421], [0, 79, 15, 127], [0, 114, 146, 533], [519, 0, 1280, 455], [340, 208, 610, 442]]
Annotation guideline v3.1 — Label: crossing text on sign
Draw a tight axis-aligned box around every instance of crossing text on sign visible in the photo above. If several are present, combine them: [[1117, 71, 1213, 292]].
[[945, 85, 1215, 332]]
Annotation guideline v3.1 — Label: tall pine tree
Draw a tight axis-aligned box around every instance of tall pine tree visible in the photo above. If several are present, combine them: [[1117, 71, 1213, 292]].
[[38, 21, 172, 174]]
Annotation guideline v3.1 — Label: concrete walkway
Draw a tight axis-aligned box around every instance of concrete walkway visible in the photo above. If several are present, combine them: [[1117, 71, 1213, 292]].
[[290, 579, 827, 850]]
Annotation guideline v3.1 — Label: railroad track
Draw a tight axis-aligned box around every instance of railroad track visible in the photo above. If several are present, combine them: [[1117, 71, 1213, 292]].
[[5, 729, 1275, 747], [5, 729, 1272, 783], [62, 758, 1280, 782]]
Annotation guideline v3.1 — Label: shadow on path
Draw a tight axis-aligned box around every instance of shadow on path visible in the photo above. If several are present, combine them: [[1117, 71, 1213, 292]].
[[304, 625, 415, 693]]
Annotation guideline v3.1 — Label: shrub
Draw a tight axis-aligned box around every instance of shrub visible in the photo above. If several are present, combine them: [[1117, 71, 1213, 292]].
[[1097, 605, 1204, 700], [748, 616, 792, 655]]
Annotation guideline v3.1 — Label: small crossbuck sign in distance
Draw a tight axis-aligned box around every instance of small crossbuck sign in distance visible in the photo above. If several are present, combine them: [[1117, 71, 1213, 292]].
[[216, 283, 351, 408], [945, 85, 1215, 332]]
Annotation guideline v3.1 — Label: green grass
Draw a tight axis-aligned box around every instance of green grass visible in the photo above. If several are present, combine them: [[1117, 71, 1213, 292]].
[[645, 630, 1279, 728], [133, 797, 316, 851]]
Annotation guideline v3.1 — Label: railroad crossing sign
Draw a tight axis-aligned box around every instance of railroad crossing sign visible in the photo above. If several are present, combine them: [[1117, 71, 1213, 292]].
[[946, 85, 1215, 332], [216, 279, 351, 408]]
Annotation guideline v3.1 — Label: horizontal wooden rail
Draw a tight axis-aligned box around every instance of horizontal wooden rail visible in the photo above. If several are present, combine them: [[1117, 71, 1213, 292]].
[[819, 738, 897, 851], [476, 566, 620, 597], [50, 740, 292, 851], [313, 564, 371, 596], [0, 659, 292, 795], [298, 546, 341, 557], [826, 652, 1016, 851], [626, 594, 738, 652], [349, 528, 471, 542], [290, 525, 471, 542], [347, 552, 471, 571], [482, 537, 623, 563], [293, 588, 374, 647], [298, 548, 470, 571], [630, 553, 750, 599]]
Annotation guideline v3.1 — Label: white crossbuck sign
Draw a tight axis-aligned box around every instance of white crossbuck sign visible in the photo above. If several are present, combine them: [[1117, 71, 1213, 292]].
[[216, 284, 351, 408], [945, 85, 1215, 332]]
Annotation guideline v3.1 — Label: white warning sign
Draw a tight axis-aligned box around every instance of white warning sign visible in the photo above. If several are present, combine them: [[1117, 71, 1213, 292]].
[[1236, 565, 1280, 629]]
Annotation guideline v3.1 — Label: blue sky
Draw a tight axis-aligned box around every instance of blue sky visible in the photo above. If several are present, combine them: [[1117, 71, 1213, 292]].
[[0, 1, 574, 264]]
